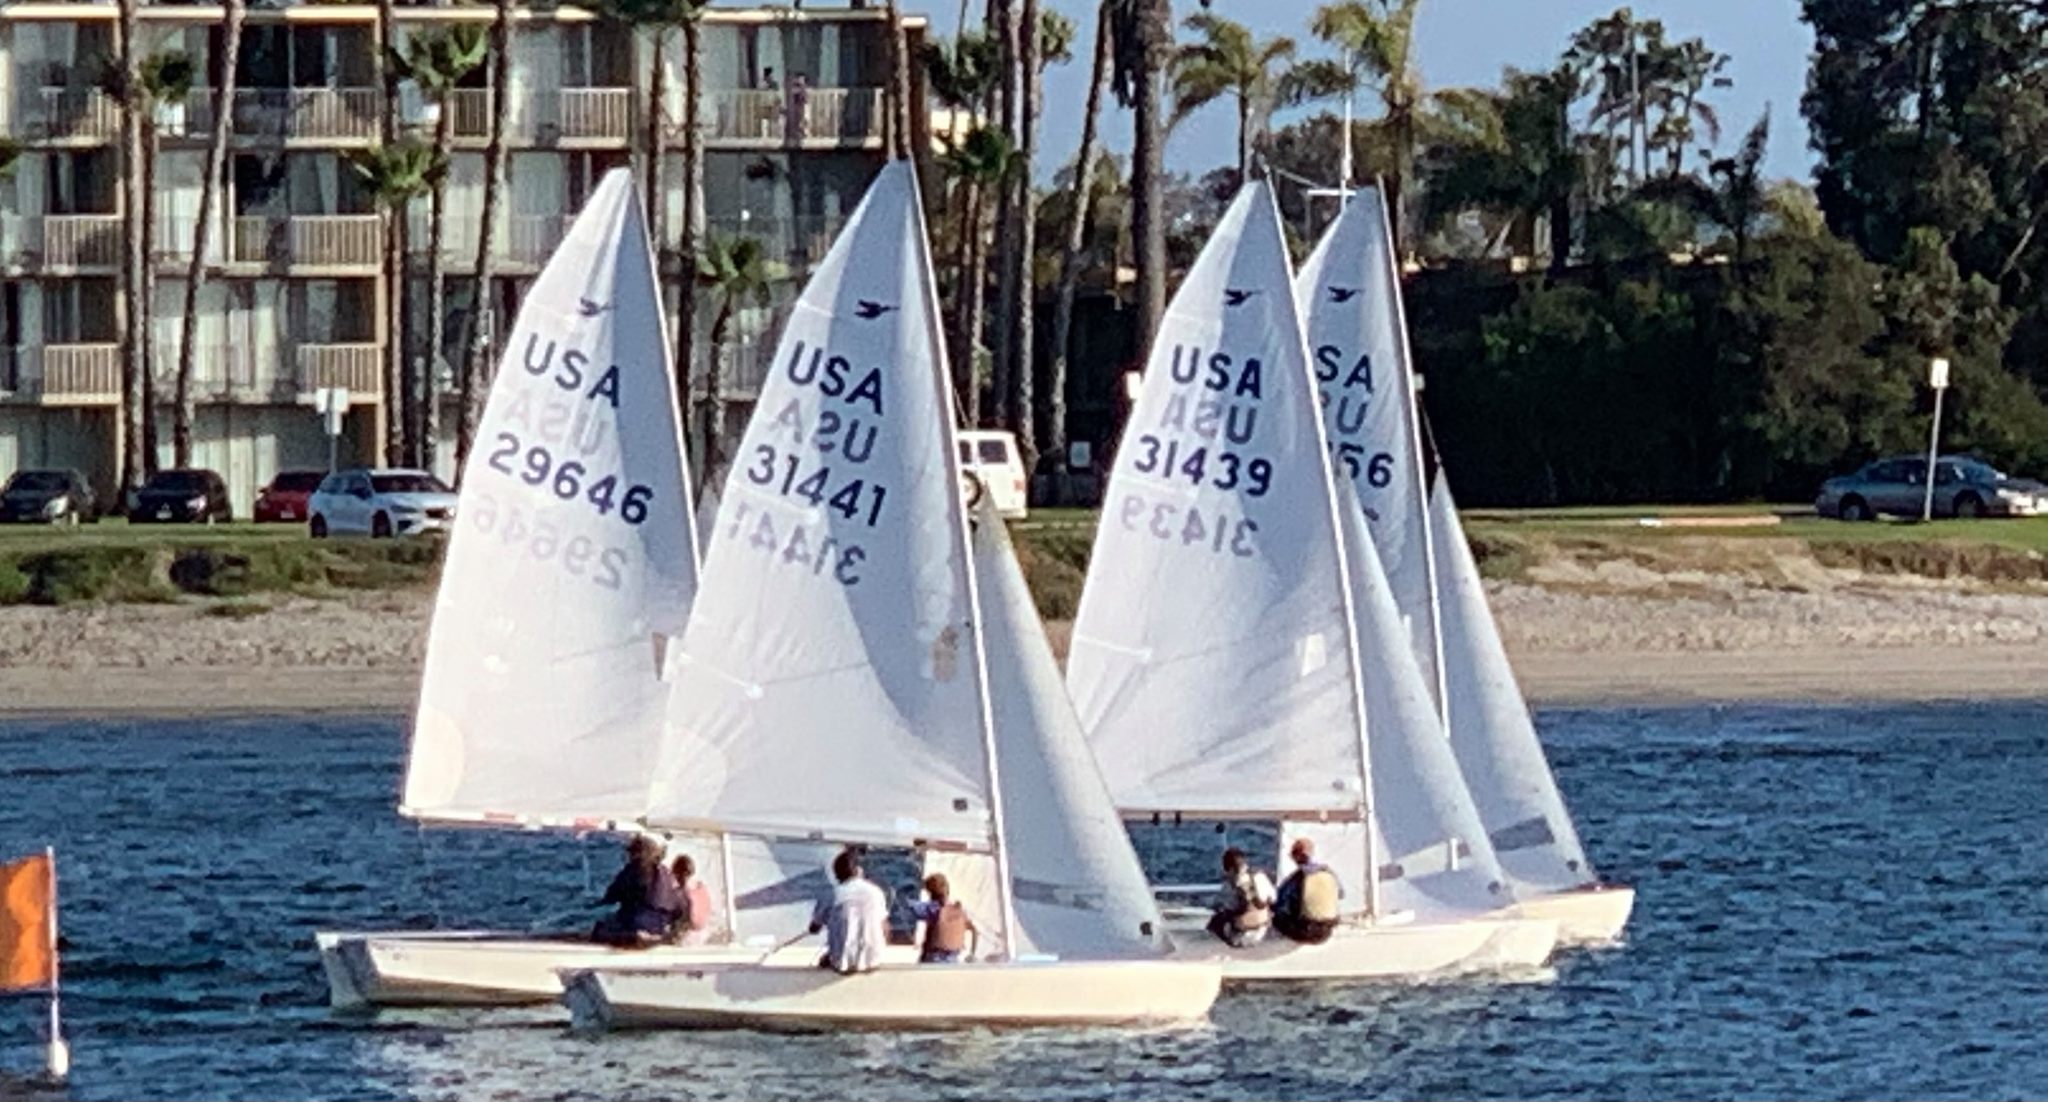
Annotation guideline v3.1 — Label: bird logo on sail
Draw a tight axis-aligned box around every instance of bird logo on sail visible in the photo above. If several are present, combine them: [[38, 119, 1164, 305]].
[[1223, 289, 1259, 307], [853, 300, 897, 320], [576, 298, 612, 318], [1327, 286, 1361, 303]]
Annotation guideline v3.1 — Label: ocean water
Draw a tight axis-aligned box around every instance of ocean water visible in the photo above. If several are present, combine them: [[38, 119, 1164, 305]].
[[1, 702, 2045, 1101]]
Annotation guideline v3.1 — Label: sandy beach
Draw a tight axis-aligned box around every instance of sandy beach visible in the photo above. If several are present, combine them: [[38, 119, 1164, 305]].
[[0, 557, 2042, 717]]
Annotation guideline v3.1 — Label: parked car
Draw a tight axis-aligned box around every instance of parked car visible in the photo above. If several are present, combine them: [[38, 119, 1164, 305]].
[[1817, 455, 2048, 520], [128, 469, 232, 524], [308, 468, 457, 538], [956, 430, 1028, 519], [0, 469, 97, 525], [254, 470, 327, 524]]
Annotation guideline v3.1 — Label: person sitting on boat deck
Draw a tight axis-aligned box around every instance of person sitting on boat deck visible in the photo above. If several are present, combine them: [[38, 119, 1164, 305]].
[[590, 834, 683, 947], [668, 854, 717, 946], [908, 873, 979, 963], [1273, 837, 1343, 945], [1205, 847, 1276, 948], [807, 847, 888, 974]]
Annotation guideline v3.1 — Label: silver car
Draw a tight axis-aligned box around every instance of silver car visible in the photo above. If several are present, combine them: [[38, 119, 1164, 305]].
[[1816, 455, 2048, 520], [308, 468, 458, 538]]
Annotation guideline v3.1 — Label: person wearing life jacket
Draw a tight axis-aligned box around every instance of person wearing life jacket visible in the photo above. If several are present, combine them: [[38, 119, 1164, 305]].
[[1206, 847, 1276, 948], [909, 873, 979, 963], [668, 853, 718, 945], [1273, 837, 1343, 945]]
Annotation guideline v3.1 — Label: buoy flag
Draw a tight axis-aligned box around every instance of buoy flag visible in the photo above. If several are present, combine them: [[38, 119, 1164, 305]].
[[0, 851, 55, 992]]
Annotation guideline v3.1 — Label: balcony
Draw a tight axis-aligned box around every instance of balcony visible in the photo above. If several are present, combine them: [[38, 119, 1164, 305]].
[[38, 215, 124, 270], [447, 87, 633, 145], [152, 344, 261, 401], [188, 88, 383, 144], [36, 345, 123, 405], [509, 214, 575, 267], [296, 343, 382, 397], [16, 88, 121, 143], [230, 215, 383, 270], [703, 87, 885, 147]]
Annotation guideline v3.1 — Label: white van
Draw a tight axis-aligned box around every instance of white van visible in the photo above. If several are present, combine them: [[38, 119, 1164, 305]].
[[956, 430, 1029, 519]]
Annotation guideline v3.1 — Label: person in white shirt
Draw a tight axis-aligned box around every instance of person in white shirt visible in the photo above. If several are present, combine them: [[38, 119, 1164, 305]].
[[1207, 847, 1276, 948], [808, 848, 888, 974]]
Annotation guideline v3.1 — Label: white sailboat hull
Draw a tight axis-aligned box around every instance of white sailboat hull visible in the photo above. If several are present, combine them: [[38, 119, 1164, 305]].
[[1159, 909, 1557, 983], [1509, 884, 1635, 946], [316, 931, 913, 1010], [561, 959, 1224, 1032]]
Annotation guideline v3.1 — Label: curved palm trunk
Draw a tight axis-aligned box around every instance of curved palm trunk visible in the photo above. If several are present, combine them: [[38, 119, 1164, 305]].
[[117, 0, 146, 497], [988, 0, 1020, 438], [421, 99, 456, 473], [674, 16, 702, 422], [139, 121, 160, 474], [1130, 0, 1169, 356], [379, 0, 403, 465], [1046, 3, 1109, 475], [1008, 0, 1039, 458], [176, 0, 243, 468], [456, 0, 516, 474]]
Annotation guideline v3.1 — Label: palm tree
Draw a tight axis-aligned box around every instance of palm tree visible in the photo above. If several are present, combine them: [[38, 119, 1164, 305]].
[[989, 1, 1066, 448], [1423, 66, 1586, 272], [1047, 1, 1112, 475], [924, 32, 998, 147], [1652, 38, 1729, 177], [1109, 0, 1172, 356], [116, 0, 146, 498], [1297, 0, 1421, 237], [1168, 11, 1295, 184], [377, 0, 403, 464], [174, 0, 243, 468], [941, 125, 1013, 421], [392, 25, 486, 472], [455, 0, 516, 472], [131, 49, 196, 472], [350, 140, 442, 469], [696, 234, 778, 482], [677, 7, 707, 419], [1638, 112, 1771, 274]]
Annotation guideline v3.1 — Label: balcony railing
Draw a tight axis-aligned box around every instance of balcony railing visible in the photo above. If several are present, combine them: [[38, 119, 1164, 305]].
[[152, 344, 261, 398], [297, 343, 382, 396], [20, 88, 121, 142], [509, 214, 576, 266], [40, 215, 124, 269], [186, 88, 382, 143], [230, 215, 382, 268], [703, 87, 885, 145], [37, 345, 123, 404]]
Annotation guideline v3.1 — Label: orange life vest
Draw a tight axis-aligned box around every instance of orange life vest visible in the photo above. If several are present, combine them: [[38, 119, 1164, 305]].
[[683, 879, 714, 931]]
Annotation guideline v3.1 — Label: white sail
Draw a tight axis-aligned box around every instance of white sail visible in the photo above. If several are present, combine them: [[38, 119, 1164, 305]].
[[1335, 495, 1511, 916], [1429, 478, 1597, 892], [949, 499, 1171, 960], [405, 168, 698, 828], [643, 162, 993, 850], [1070, 182, 1369, 820], [1296, 188, 1441, 703]]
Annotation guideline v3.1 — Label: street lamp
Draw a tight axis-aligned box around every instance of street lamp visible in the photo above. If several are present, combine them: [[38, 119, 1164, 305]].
[[1921, 356, 1951, 522]]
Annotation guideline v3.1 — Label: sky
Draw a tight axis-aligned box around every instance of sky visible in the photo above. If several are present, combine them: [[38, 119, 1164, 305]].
[[1008, 0, 1817, 186]]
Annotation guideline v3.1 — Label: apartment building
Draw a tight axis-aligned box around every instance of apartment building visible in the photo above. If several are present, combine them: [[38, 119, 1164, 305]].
[[0, 2, 924, 514]]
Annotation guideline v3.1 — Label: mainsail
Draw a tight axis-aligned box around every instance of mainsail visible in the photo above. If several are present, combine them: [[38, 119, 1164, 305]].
[[405, 168, 698, 828], [1070, 181, 1372, 825], [644, 162, 994, 850], [1295, 188, 1442, 707]]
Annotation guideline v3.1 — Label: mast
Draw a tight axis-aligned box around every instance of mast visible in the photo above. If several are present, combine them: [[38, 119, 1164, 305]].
[[1286, 186, 1381, 921], [45, 846, 67, 1082], [1375, 181, 1448, 733], [906, 158, 1020, 956]]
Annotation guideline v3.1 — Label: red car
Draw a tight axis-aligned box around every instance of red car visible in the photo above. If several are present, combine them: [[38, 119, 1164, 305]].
[[254, 470, 327, 523]]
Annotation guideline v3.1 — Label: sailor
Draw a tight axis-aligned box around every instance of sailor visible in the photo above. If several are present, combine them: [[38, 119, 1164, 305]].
[[591, 834, 684, 947], [908, 873, 978, 963], [1273, 837, 1343, 945], [807, 848, 888, 974], [1205, 847, 1275, 947], [669, 854, 717, 946]]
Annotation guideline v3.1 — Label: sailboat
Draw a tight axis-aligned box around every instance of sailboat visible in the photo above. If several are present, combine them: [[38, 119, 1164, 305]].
[[316, 171, 873, 1011], [557, 161, 1222, 1032], [1296, 186, 1634, 945], [1067, 180, 1554, 982]]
